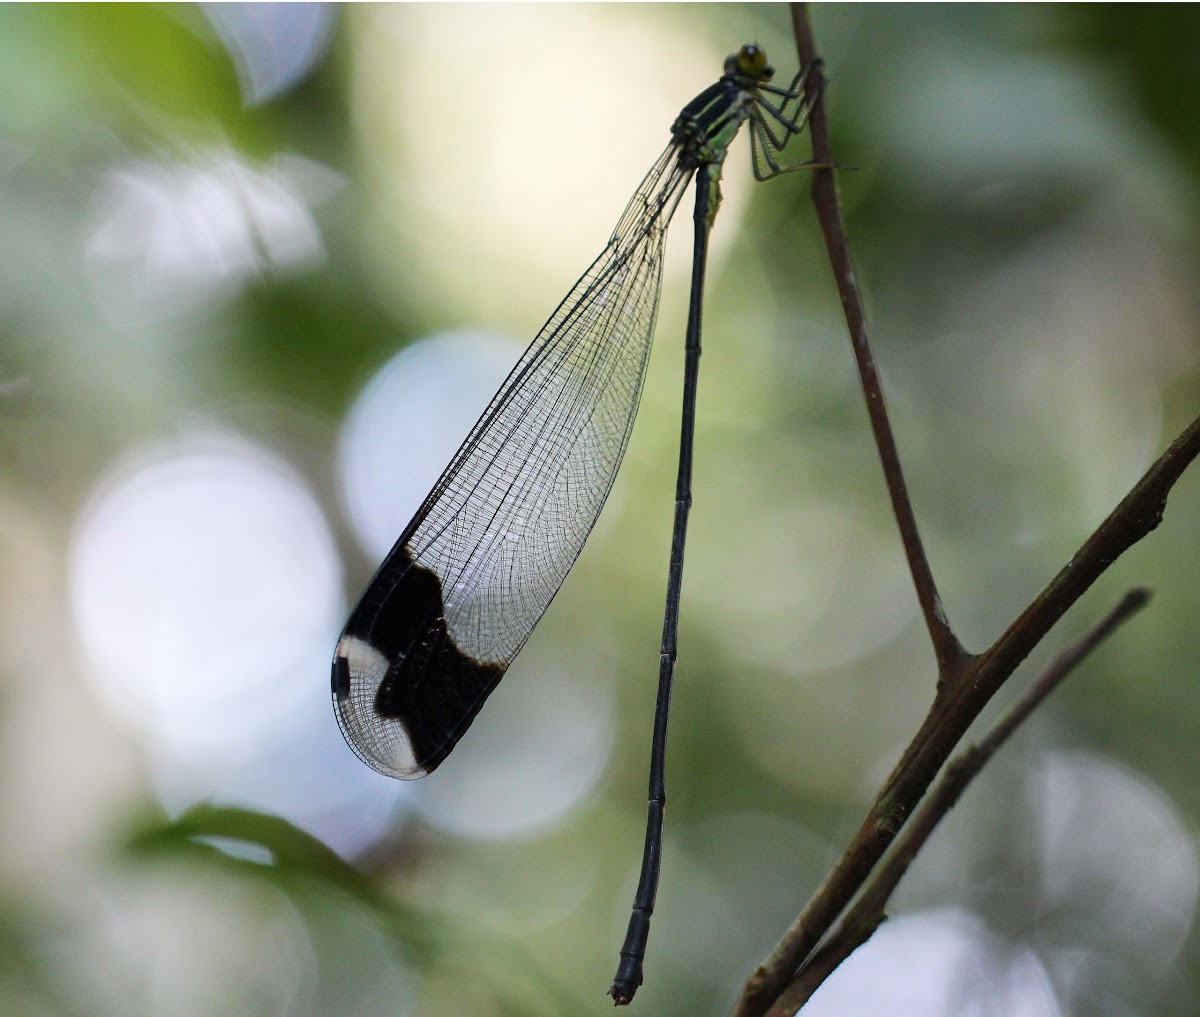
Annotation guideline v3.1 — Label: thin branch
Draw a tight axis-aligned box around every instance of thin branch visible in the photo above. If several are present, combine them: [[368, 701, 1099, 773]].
[[877, 411, 1200, 813], [731, 7, 1200, 1016], [788, 3, 968, 679], [765, 588, 1151, 1017], [737, 405, 1200, 1017]]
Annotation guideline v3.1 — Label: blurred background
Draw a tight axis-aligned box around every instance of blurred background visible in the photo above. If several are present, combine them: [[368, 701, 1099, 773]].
[[2, 4, 1199, 1016]]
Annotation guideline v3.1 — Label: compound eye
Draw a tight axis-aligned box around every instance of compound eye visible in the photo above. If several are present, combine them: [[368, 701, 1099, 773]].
[[738, 43, 769, 77]]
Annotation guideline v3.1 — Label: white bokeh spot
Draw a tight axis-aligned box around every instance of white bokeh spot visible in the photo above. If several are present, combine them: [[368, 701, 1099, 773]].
[[69, 426, 405, 855]]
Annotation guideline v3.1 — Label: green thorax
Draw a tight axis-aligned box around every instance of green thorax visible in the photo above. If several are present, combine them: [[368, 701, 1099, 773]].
[[670, 43, 778, 224]]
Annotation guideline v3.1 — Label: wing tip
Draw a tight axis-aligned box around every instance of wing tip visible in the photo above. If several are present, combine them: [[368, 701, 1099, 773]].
[[333, 634, 431, 779]]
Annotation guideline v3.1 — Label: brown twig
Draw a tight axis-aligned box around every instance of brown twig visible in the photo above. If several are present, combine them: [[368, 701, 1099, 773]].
[[789, 4, 967, 679], [731, 6, 1200, 1016], [737, 409, 1200, 1017], [764, 588, 1151, 1017]]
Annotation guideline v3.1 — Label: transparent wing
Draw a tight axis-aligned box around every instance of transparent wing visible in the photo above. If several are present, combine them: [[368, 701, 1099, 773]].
[[334, 143, 695, 777]]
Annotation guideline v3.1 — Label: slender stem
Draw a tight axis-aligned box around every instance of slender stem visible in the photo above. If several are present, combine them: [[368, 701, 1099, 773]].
[[765, 588, 1151, 1017], [610, 162, 713, 1005], [737, 411, 1200, 1017], [789, 4, 967, 678], [730, 8, 1200, 1016]]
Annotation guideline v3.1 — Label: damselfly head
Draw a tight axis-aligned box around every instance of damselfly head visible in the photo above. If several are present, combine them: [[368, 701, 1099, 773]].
[[725, 43, 775, 85]]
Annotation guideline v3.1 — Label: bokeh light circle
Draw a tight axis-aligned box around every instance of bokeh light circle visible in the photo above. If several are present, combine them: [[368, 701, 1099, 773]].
[[338, 329, 520, 561], [69, 427, 405, 855], [805, 909, 1064, 1017]]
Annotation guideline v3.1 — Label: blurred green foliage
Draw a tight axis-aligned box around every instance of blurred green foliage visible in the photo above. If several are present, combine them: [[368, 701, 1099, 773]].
[[3, 5, 1200, 1017]]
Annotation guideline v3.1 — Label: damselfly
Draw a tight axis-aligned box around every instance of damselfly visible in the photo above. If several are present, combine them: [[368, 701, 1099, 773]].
[[334, 42, 825, 1004]]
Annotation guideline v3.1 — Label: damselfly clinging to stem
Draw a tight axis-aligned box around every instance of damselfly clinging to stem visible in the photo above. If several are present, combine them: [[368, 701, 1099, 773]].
[[333, 42, 829, 1004]]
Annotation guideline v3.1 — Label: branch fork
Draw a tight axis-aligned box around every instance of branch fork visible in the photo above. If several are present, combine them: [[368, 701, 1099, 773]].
[[730, 7, 1200, 1015]]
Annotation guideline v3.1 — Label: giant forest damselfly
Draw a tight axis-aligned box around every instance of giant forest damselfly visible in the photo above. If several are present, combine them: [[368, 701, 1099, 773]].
[[333, 43, 826, 1004]]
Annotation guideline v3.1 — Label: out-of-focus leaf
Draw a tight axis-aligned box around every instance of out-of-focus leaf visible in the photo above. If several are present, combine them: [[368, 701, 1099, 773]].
[[124, 802, 398, 912], [121, 802, 587, 1017]]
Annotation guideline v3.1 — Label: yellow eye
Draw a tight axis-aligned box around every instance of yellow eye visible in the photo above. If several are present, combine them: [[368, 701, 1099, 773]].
[[738, 43, 769, 76], [734, 42, 772, 81]]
